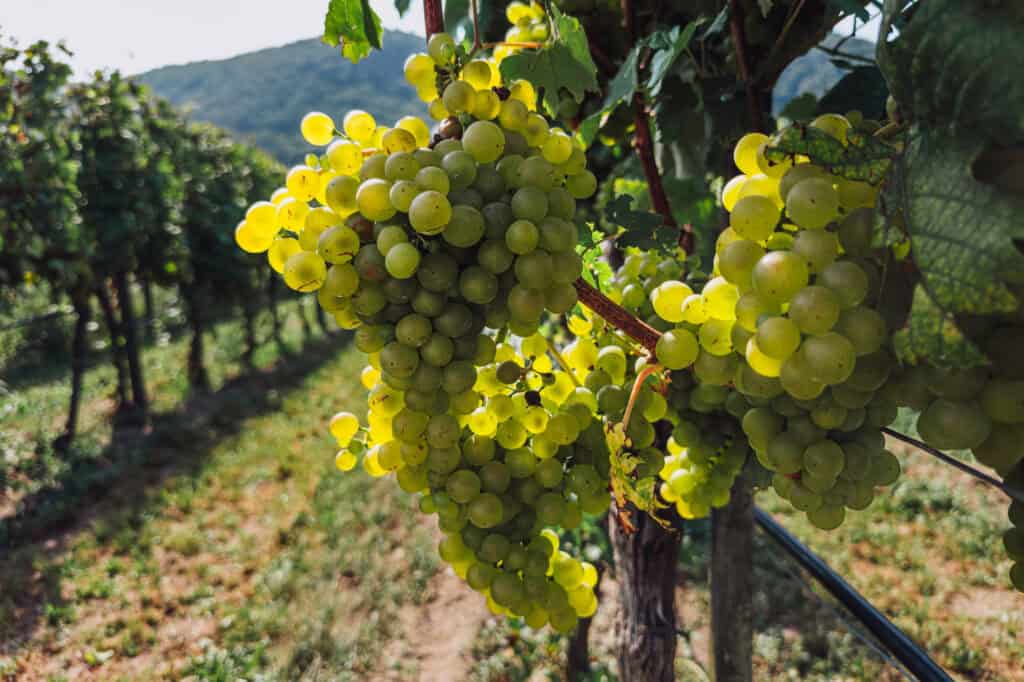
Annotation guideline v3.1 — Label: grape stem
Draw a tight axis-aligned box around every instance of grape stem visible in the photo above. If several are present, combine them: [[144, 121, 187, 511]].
[[728, 0, 766, 133], [545, 336, 582, 388], [424, 0, 444, 38], [573, 278, 662, 354], [621, 364, 663, 434], [469, 0, 481, 50], [881, 427, 1024, 505], [618, 0, 692, 252]]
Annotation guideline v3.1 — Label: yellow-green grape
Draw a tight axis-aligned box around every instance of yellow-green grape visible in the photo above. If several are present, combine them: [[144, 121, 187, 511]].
[[462, 120, 506, 164], [734, 132, 769, 175], [566, 171, 597, 199], [356, 178, 397, 221], [417, 81, 439, 103], [343, 109, 377, 144], [245, 200, 278, 234], [734, 291, 773, 332], [543, 130, 574, 164], [506, 1, 533, 23], [523, 112, 549, 146], [651, 280, 693, 323], [509, 79, 537, 110], [443, 80, 477, 114], [270, 187, 290, 204], [811, 113, 851, 144], [779, 164, 828, 202], [755, 141, 792, 178], [462, 59, 493, 89], [363, 450, 386, 477], [681, 293, 708, 324], [275, 196, 308, 231], [409, 190, 452, 235], [836, 177, 877, 210], [471, 90, 501, 120], [382, 127, 417, 154], [300, 207, 342, 250], [329, 411, 360, 445], [324, 175, 359, 216], [334, 450, 358, 471], [235, 221, 273, 253], [785, 178, 840, 230], [268, 237, 302, 273], [755, 316, 801, 360], [315, 169, 336, 205], [371, 126, 389, 149], [396, 115, 431, 148], [737, 173, 783, 208], [721, 175, 746, 211], [701, 277, 739, 321], [323, 264, 359, 302], [699, 318, 734, 356], [752, 251, 809, 304], [360, 365, 380, 389], [718, 239, 765, 289], [327, 139, 362, 176], [656, 329, 699, 370], [301, 111, 335, 146], [283, 251, 327, 292], [730, 195, 780, 241], [428, 98, 449, 121], [498, 99, 529, 131], [428, 32, 456, 65], [286, 165, 319, 202], [333, 307, 360, 330], [318, 225, 361, 264], [403, 52, 435, 87]]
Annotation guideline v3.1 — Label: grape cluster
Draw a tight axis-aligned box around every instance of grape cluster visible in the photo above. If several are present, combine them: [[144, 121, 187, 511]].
[[632, 116, 904, 531], [890, 330, 1024, 589], [235, 30, 613, 627]]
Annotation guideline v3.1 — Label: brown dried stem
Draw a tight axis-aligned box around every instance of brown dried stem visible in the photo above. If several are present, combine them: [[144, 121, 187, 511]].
[[424, 0, 444, 39], [574, 279, 661, 354]]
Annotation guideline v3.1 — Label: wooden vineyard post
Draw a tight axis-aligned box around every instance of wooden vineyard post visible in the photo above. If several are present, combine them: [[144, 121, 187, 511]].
[[610, 503, 682, 682], [710, 471, 754, 681]]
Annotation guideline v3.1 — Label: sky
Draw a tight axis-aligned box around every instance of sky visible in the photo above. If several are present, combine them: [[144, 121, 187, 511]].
[[0, 0, 426, 77], [0, 1, 879, 79]]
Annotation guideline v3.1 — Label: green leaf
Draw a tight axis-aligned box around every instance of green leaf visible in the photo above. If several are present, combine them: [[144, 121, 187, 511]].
[[816, 66, 889, 121], [884, 129, 1024, 318], [499, 5, 599, 117], [878, 0, 1024, 143], [575, 219, 602, 250], [645, 23, 698, 97], [893, 286, 987, 368], [577, 47, 639, 147], [394, 0, 411, 16], [323, 0, 383, 64], [778, 93, 818, 122], [765, 124, 898, 184], [604, 195, 677, 251]]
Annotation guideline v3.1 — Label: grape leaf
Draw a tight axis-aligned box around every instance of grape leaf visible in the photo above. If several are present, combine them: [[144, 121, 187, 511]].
[[604, 423, 669, 528], [577, 47, 638, 146], [892, 286, 986, 368], [394, 0, 411, 16], [323, 0, 383, 64], [816, 66, 888, 122], [499, 5, 598, 117], [604, 194, 675, 251], [765, 124, 897, 184], [878, 0, 1024, 144], [645, 23, 699, 97]]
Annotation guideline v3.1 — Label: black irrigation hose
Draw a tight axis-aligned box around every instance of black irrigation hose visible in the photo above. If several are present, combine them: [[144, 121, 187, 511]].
[[755, 507, 954, 682], [882, 427, 1024, 505]]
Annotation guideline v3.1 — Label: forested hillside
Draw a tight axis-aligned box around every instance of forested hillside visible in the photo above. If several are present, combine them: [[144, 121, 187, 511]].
[[137, 31, 426, 162]]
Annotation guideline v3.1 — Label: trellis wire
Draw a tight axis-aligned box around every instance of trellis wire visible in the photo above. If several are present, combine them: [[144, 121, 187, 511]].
[[882, 427, 1024, 505]]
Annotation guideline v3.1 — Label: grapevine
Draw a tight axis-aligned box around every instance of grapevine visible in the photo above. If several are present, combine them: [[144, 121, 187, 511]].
[[234, 0, 1024, 641]]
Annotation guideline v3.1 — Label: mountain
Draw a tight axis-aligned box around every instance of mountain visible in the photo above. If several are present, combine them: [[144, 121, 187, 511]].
[[773, 34, 878, 114], [137, 32, 427, 163]]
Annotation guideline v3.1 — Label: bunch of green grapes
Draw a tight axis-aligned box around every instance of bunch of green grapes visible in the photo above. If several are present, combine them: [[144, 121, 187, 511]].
[[887, 326, 1024, 589], [234, 31, 613, 626], [630, 115, 902, 532]]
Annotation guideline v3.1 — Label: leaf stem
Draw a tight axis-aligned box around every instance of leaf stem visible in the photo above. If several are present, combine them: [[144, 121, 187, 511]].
[[619, 0, 692, 253], [479, 41, 544, 49], [545, 336, 582, 387], [729, 0, 766, 133], [469, 0, 481, 50], [621, 364, 662, 434], [573, 278, 662, 355]]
